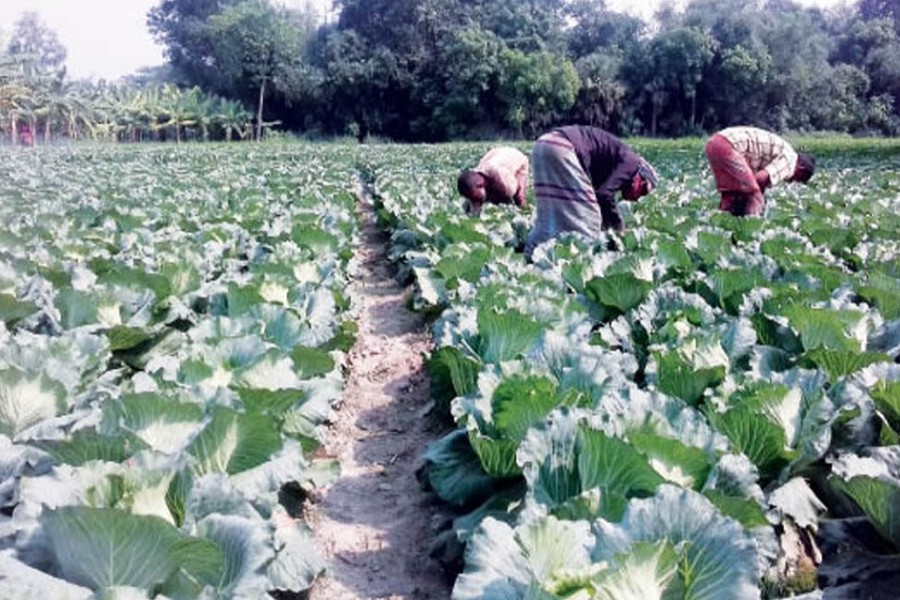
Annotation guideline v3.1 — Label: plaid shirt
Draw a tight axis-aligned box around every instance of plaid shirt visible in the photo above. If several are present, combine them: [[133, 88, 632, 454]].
[[476, 147, 529, 200], [719, 127, 798, 186]]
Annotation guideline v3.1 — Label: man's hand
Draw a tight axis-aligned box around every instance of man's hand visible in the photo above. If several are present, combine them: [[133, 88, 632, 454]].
[[606, 228, 625, 251], [514, 189, 527, 207]]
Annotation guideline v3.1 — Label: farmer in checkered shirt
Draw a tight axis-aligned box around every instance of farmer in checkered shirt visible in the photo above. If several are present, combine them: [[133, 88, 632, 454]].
[[705, 126, 815, 216], [457, 147, 530, 216]]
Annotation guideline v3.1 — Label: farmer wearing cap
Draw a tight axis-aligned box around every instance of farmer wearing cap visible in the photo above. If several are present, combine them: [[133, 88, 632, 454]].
[[705, 126, 815, 217], [524, 125, 658, 260], [457, 146, 529, 216]]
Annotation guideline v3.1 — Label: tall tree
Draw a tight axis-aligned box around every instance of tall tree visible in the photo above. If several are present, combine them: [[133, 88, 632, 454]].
[[497, 48, 579, 138], [834, 17, 896, 65], [422, 27, 506, 138], [0, 54, 33, 143], [569, 52, 627, 130], [563, 2, 644, 133], [709, 43, 773, 125], [4, 13, 68, 142], [6, 12, 67, 80], [473, 0, 568, 53], [759, 2, 833, 130], [307, 30, 372, 138], [207, 1, 305, 140], [565, 1, 645, 60], [321, 0, 464, 139], [656, 27, 715, 132], [866, 41, 900, 109], [859, 0, 900, 34], [667, 0, 771, 130], [147, 0, 243, 88], [808, 63, 871, 131]]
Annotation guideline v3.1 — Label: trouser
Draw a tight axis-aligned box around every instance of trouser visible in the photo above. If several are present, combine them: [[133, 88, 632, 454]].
[[525, 131, 602, 260], [705, 134, 765, 216]]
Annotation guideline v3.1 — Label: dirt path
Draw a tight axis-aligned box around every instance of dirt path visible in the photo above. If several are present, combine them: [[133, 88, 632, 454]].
[[307, 198, 451, 600]]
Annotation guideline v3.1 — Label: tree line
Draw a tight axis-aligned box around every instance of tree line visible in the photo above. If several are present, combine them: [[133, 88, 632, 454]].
[[3, 0, 900, 143], [0, 13, 254, 144]]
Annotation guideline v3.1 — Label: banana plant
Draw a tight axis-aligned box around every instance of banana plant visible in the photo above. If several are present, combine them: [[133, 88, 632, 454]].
[[217, 98, 253, 142]]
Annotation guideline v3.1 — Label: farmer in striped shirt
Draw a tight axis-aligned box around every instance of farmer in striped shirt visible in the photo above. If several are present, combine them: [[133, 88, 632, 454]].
[[524, 126, 658, 261], [457, 147, 529, 216], [705, 126, 815, 216]]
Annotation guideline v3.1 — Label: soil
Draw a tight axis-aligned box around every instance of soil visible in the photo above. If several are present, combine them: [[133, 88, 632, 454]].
[[306, 198, 453, 600]]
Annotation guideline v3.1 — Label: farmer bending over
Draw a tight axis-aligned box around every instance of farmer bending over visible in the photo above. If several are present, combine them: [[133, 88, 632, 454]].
[[457, 146, 529, 216], [18, 123, 34, 147], [524, 126, 658, 261], [705, 126, 815, 217]]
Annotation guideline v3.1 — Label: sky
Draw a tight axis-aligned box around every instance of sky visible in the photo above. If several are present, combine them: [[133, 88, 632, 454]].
[[1, 0, 851, 81], [0, 0, 165, 80]]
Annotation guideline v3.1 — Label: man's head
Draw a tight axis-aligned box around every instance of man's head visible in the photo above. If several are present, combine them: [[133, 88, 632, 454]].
[[457, 169, 487, 215], [792, 153, 816, 184], [621, 157, 658, 201]]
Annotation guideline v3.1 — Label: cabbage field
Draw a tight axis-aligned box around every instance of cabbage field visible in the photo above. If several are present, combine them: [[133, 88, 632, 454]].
[[0, 139, 898, 599], [0, 145, 358, 598], [363, 139, 900, 599]]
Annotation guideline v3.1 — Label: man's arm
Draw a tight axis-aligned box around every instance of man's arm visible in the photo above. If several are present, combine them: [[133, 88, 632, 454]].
[[597, 194, 625, 231], [595, 150, 639, 231], [763, 136, 798, 187], [597, 155, 638, 200], [755, 170, 770, 192], [483, 176, 511, 204], [514, 161, 529, 207]]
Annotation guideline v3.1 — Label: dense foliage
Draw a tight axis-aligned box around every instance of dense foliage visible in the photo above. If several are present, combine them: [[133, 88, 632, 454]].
[[2, 0, 900, 142]]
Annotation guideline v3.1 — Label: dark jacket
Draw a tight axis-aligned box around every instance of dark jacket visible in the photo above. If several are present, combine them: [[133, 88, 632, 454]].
[[555, 126, 641, 231]]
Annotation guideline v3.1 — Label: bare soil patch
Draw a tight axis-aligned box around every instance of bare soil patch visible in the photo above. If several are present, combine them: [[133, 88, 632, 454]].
[[307, 199, 452, 600]]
